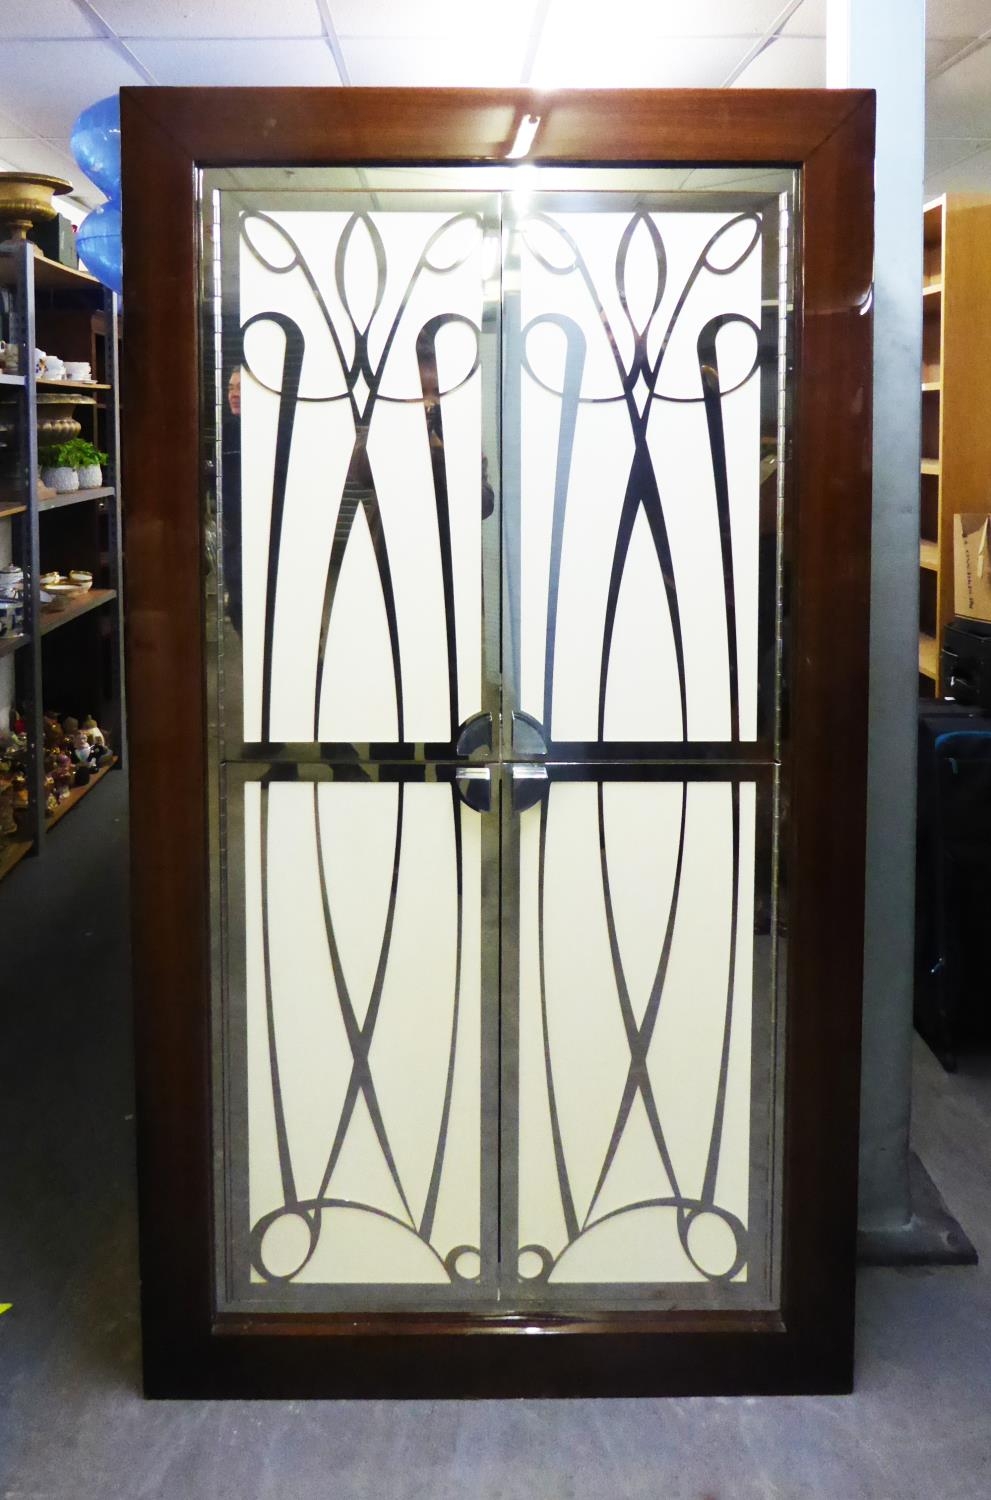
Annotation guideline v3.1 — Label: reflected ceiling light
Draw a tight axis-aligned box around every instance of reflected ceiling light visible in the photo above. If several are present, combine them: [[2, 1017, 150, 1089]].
[[511, 162, 538, 212], [507, 113, 541, 159]]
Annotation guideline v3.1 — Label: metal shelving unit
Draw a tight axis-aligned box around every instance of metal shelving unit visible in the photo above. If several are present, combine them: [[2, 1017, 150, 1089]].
[[0, 238, 126, 877]]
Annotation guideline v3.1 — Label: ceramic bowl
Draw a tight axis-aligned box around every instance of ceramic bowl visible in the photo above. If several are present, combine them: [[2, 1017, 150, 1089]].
[[68, 570, 93, 591], [0, 597, 22, 637], [42, 582, 80, 611]]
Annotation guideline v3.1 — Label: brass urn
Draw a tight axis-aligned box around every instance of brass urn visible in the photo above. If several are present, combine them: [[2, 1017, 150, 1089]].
[[0, 172, 73, 254]]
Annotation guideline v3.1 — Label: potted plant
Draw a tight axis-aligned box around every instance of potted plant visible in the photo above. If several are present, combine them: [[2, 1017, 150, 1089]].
[[38, 440, 79, 492], [64, 437, 107, 489], [38, 437, 108, 492]]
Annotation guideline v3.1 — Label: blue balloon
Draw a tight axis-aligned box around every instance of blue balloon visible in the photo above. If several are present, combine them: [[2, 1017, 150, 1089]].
[[70, 95, 121, 200], [76, 202, 123, 296]]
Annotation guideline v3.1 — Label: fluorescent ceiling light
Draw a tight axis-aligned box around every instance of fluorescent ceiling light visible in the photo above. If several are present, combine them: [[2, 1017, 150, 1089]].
[[507, 113, 541, 159]]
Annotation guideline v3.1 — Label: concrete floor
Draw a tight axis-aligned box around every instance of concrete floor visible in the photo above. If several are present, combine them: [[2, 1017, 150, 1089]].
[[1, 770, 990, 1499]]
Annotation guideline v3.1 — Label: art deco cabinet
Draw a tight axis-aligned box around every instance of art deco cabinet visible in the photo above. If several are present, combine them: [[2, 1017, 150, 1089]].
[[121, 88, 874, 1398]]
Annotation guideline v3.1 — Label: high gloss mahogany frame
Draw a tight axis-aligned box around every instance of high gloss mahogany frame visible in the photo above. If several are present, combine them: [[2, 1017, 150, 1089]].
[[121, 86, 874, 1400]]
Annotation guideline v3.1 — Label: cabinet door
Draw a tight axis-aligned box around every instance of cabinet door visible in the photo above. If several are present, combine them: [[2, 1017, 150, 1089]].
[[125, 86, 873, 1397], [500, 193, 786, 1310]]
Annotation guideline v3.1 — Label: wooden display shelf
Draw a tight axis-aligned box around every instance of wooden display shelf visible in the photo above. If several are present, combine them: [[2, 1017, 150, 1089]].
[[920, 539, 939, 571], [39, 587, 116, 636], [0, 836, 32, 884], [46, 756, 117, 831], [922, 283, 943, 309], [36, 378, 111, 392], [0, 632, 30, 659], [0, 254, 101, 295], [921, 380, 942, 393], [0, 239, 124, 870], [919, 631, 938, 680], [921, 458, 941, 476], [38, 485, 115, 514]]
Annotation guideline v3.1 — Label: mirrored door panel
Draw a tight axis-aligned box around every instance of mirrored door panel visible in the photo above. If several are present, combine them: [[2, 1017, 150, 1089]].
[[218, 764, 500, 1312], [501, 765, 779, 1310], [203, 165, 793, 1320], [209, 186, 501, 761], [502, 190, 787, 761]]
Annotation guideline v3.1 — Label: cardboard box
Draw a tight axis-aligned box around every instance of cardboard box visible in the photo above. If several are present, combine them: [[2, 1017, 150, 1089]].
[[953, 513, 991, 624]]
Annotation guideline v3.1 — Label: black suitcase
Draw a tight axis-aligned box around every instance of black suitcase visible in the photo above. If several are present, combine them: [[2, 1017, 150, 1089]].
[[915, 709, 991, 1067], [942, 618, 991, 711]]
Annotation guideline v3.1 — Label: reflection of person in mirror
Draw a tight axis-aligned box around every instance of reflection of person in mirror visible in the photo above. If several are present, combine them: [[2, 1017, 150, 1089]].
[[221, 365, 243, 635], [415, 327, 494, 520]]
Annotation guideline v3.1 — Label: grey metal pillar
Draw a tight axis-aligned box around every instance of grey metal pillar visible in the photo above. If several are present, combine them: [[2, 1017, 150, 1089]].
[[827, 0, 971, 1260]]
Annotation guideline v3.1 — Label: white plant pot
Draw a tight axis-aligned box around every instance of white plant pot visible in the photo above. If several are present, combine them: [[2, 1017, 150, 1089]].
[[77, 464, 102, 489], [41, 465, 79, 493]]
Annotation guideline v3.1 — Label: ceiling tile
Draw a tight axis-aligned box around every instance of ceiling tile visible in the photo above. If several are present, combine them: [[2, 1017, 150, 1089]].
[[924, 135, 991, 174], [342, 35, 526, 86], [0, 41, 146, 139], [539, 0, 784, 39], [925, 0, 991, 41], [332, 0, 539, 38], [126, 38, 341, 86], [925, 139, 991, 193], [529, 34, 748, 87], [0, 0, 97, 38], [96, 0, 324, 38], [781, 0, 826, 36], [927, 41, 991, 136], [732, 35, 826, 87]]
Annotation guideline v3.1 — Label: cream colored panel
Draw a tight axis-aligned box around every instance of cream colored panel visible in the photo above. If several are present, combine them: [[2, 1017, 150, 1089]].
[[647, 782, 735, 1202], [318, 501, 399, 743], [515, 209, 762, 744], [516, 799, 570, 1260], [237, 206, 487, 745], [516, 778, 755, 1286], [243, 778, 483, 1289]]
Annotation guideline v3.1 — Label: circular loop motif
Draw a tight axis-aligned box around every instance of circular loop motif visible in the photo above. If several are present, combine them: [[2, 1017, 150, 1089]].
[[702, 213, 762, 276], [517, 1244, 553, 1281], [519, 216, 579, 276], [678, 1206, 746, 1283], [423, 213, 484, 274], [241, 211, 300, 274], [445, 1245, 482, 1283], [251, 1206, 320, 1283]]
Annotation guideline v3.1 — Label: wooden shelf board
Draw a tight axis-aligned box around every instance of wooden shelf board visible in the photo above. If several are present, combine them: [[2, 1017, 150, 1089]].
[[920, 540, 939, 571], [38, 485, 115, 514], [919, 632, 938, 679], [922, 282, 943, 298], [0, 837, 33, 884], [46, 756, 117, 831], [921, 380, 942, 393], [39, 587, 116, 636], [0, 500, 27, 519], [921, 458, 941, 476], [0, 254, 102, 295], [0, 631, 30, 659], [36, 378, 111, 392]]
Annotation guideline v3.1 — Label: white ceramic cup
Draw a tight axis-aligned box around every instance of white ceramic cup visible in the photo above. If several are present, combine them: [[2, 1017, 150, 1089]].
[[64, 362, 91, 380]]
